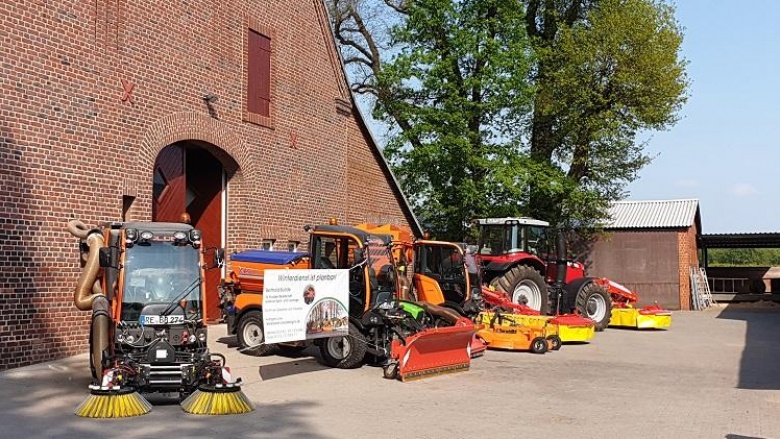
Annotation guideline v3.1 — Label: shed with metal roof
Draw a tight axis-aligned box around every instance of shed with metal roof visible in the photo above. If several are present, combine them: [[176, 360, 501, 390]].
[[587, 199, 702, 310]]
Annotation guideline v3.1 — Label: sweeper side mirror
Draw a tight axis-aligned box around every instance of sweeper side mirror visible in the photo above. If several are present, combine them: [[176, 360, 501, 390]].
[[213, 248, 225, 269]]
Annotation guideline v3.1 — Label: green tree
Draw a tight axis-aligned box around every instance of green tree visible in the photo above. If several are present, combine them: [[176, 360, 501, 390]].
[[524, 0, 689, 231], [329, 0, 688, 243], [331, 0, 535, 240]]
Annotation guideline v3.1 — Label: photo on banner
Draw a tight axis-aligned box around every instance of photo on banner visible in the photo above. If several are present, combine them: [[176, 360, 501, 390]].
[[262, 269, 349, 344]]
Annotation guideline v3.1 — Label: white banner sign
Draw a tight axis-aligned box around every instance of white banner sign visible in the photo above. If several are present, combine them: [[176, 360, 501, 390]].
[[262, 269, 350, 344]]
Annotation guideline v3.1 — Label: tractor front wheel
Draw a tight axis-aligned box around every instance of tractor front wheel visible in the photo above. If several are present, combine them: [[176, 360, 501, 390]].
[[575, 282, 612, 331], [237, 311, 279, 356], [319, 325, 367, 369], [490, 265, 549, 314]]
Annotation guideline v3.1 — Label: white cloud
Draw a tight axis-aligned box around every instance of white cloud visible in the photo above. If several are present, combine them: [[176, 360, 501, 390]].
[[729, 183, 758, 197], [675, 179, 700, 188]]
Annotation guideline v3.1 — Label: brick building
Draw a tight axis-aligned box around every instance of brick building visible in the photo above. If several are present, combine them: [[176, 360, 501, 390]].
[[0, 1, 420, 370], [587, 199, 701, 310]]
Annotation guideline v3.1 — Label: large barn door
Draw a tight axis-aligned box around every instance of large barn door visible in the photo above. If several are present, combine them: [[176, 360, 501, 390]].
[[152, 145, 186, 222]]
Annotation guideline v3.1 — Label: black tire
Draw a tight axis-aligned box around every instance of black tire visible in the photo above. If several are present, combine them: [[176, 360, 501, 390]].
[[383, 362, 399, 380], [530, 336, 548, 354], [237, 311, 279, 356], [547, 335, 562, 351], [575, 282, 612, 332], [490, 265, 549, 314], [318, 325, 367, 369]]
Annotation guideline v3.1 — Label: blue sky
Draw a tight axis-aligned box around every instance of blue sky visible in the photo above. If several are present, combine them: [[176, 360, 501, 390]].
[[626, 0, 780, 233], [358, 1, 779, 234]]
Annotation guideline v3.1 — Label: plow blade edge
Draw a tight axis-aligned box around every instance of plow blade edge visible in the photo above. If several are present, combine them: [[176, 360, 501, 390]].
[[391, 324, 475, 382]]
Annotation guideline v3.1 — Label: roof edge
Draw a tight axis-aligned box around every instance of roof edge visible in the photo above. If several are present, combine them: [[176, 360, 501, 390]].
[[320, 1, 424, 238]]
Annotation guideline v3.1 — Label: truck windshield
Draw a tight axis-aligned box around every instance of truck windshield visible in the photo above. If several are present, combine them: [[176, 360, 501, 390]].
[[122, 241, 201, 318]]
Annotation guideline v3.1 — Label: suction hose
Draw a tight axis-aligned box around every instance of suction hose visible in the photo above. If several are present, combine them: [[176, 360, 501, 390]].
[[67, 220, 109, 380]]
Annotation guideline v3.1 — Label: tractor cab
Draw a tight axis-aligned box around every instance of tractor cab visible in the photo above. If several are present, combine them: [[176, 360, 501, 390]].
[[476, 217, 550, 259], [412, 240, 481, 314], [307, 224, 397, 318]]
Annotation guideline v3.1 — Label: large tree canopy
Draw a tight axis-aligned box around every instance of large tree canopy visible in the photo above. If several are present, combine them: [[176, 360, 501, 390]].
[[525, 0, 689, 230], [329, 0, 688, 241]]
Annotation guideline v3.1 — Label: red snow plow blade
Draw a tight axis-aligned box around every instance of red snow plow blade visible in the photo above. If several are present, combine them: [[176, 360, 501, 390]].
[[390, 319, 476, 382]]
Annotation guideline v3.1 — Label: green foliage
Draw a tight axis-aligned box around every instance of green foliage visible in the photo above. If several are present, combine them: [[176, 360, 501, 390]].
[[526, 0, 689, 234], [377, 0, 534, 240], [331, 0, 688, 245], [708, 248, 780, 267]]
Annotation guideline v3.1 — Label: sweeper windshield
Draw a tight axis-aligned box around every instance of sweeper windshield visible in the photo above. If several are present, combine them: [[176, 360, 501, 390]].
[[121, 241, 202, 322]]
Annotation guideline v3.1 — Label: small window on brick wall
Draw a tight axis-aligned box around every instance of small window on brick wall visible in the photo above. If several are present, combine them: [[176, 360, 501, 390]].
[[261, 239, 275, 251], [246, 24, 272, 126], [287, 241, 300, 252]]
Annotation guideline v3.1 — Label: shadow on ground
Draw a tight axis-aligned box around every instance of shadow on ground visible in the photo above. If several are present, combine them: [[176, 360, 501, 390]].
[[716, 303, 780, 390], [0, 355, 329, 439]]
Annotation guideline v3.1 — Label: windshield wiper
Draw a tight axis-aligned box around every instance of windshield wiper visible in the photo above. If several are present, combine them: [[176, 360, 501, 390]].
[[160, 278, 200, 317]]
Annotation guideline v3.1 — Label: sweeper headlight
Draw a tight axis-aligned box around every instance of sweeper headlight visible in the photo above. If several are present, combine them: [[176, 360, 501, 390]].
[[173, 231, 188, 245], [139, 230, 154, 244], [125, 228, 138, 246], [189, 229, 202, 247]]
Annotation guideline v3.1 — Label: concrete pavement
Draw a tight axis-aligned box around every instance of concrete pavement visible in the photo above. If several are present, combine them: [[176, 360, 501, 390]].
[[1, 305, 779, 439]]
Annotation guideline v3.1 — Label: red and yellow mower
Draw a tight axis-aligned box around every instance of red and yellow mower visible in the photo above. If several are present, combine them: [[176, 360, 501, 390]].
[[602, 279, 672, 329]]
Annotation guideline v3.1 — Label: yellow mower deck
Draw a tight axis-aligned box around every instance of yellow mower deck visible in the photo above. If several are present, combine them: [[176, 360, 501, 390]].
[[476, 312, 595, 344], [609, 307, 672, 329], [475, 312, 559, 352]]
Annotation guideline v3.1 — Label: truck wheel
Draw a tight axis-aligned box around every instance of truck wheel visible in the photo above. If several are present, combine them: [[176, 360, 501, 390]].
[[530, 337, 548, 354], [490, 265, 549, 314], [318, 325, 367, 369], [547, 335, 562, 351], [237, 311, 278, 356], [576, 282, 612, 331]]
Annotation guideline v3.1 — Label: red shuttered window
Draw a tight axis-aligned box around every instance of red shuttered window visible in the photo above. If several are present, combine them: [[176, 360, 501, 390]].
[[247, 29, 271, 117]]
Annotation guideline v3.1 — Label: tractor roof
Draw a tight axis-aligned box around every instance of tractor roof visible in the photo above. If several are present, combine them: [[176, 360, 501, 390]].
[[312, 224, 392, 245], [475, 217, 550, 227]]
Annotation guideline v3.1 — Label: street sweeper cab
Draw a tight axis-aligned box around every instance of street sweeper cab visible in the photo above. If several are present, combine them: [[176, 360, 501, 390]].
[[67, 220, 253, 417]]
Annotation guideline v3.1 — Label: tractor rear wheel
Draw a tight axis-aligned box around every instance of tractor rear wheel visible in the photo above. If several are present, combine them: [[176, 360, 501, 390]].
[[237, 311, 279, 356], [575, 282, 612, 331], [319, 325, 367, 369], [490, 265, 548, 314]]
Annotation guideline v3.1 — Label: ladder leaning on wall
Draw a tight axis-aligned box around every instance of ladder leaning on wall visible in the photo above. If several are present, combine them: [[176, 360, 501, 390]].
[[690, 267, 716, 310]]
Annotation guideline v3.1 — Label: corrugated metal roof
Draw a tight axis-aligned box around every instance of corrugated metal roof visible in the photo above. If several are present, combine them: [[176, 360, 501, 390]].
[[605, 199, 699, 229]]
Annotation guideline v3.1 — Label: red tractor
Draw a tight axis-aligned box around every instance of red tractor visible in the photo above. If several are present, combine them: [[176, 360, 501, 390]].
[[474, 217, 614, 331]]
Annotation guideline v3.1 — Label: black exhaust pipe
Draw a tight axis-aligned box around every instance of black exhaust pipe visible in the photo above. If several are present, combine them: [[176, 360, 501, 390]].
[[553, 230, 567, 315], [555, 230, 567, 288]]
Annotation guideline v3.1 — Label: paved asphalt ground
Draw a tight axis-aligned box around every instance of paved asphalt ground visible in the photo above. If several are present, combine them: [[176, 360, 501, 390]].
[[1, 304, 779, 439]]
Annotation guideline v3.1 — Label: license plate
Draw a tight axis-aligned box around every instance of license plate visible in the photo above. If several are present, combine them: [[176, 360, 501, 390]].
[[141, 315, 184, 325]]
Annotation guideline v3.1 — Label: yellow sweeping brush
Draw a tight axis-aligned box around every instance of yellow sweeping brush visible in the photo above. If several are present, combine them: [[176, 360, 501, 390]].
[[75, 386, 152, 418], [180, 384, 254, 415]]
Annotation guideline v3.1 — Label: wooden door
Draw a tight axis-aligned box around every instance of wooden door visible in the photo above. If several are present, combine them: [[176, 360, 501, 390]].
[[152, 145, 186, 222], [186, 148, 223, 323]]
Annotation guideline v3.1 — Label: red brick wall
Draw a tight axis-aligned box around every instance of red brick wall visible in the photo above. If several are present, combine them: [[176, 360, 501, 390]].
[[0, 0, 414, 370], [677, 222, 700, 310]]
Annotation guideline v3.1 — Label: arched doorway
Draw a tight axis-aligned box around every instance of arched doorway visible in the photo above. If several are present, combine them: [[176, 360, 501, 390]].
[[152, 141, 230, 323]]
